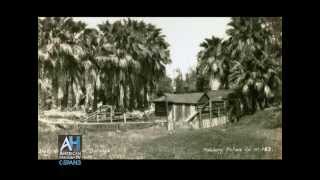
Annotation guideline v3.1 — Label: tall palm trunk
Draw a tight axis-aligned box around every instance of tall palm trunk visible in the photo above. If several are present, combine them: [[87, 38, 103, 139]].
[[84, 84, 90, 111], [51, 73, 59, 109], [249, 88, 257, 114], [251, 95, 257, 114], [124, 84, 130, 111], [130, 82, 138, 110], [143, 85, 148, 108], [111, 81, 117, 107], [129, 83, 135, 110], [119, 82, 124, 110], [70, 76, 76, 108], [93, 83, 98, 111], [209, 73, 221, 90], [62, 79, 69, 110], [137, 86, 143, 109], [123, 83, 127, 110]]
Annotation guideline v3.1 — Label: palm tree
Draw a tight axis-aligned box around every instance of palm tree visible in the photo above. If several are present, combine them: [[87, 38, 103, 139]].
[[38, 17, 86, 110], [79, 28, 103, 111], [98, 20, 134, 110], [97, 19, 170, 111], [195, 17, 281, 115], [226, 17, 281, 113], [141, 22, 169, 107], [197, 36, 231, 90], [38, 19, 53, 109], [39, 17, 172, 112]]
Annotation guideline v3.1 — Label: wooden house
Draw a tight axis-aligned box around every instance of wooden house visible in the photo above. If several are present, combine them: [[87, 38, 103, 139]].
[[151, 90, 235, 130]]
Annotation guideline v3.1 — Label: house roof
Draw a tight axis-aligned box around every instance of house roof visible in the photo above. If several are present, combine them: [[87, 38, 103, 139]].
[[151, 92, 207, 104], [206, 89, 235, 101], [151, 89, 235, 104]]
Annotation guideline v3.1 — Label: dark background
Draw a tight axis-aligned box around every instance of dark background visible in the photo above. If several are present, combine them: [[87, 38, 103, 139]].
[[1, 0, 304, 177]]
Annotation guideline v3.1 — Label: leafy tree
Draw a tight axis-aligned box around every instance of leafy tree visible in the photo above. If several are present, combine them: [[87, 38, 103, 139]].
[[173, 69, 185, 93], [184, 67, 197, 92], [156, 75, 174, 96]]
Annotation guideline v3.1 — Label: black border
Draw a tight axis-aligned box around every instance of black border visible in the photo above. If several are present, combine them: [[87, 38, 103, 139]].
[[13, 4, 290, 175]]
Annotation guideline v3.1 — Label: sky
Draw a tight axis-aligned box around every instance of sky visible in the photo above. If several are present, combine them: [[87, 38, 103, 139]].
[[73, 17, 231, 79]]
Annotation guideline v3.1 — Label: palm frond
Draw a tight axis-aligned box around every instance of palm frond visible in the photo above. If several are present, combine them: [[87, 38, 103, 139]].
[[59, 43, 73, 55]]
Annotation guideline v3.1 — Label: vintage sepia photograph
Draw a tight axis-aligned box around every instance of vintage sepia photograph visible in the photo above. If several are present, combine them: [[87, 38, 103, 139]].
[[38, 17, 282, 160]]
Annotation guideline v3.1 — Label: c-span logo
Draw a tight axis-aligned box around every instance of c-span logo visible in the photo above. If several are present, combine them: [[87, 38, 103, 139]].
[[58, 135, 82, 165]]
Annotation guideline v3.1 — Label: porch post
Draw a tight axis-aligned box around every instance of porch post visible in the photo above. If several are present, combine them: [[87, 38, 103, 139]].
[[165, 95, 170, 130], [209, 101, 212, 127], [110, 106, 113, 123]]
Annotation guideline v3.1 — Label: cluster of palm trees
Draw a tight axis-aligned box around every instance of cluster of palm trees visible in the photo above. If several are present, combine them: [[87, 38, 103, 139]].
[[197, 17, 282, 114], [38, 17, 282, 115], [38, 17, 171, 112]]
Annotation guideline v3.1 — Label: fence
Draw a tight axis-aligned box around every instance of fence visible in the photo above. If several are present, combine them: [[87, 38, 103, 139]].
[[76, 105, 167, 130], [83, 105, 137, 123]]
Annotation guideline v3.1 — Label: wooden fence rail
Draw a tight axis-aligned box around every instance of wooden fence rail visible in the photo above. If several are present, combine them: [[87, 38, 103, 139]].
[[83, 105, 149, 124]]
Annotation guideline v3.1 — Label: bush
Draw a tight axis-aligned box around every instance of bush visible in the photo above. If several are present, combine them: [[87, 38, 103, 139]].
[[263, 107, 282, 129]]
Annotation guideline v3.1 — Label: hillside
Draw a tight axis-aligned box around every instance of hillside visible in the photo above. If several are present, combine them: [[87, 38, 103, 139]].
[[136, 107, 282, 159]]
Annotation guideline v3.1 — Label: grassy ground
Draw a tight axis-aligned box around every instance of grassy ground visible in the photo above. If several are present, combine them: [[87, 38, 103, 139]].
[[138, 109, 282, 159], [38, 107, 281, 159]]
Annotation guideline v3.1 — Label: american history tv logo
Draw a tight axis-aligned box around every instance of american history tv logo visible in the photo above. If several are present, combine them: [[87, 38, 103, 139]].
[[58, 135, 82, 160]]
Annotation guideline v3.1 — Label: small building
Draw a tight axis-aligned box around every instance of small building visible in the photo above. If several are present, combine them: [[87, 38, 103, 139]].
[[151, 90, 235, 130]]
